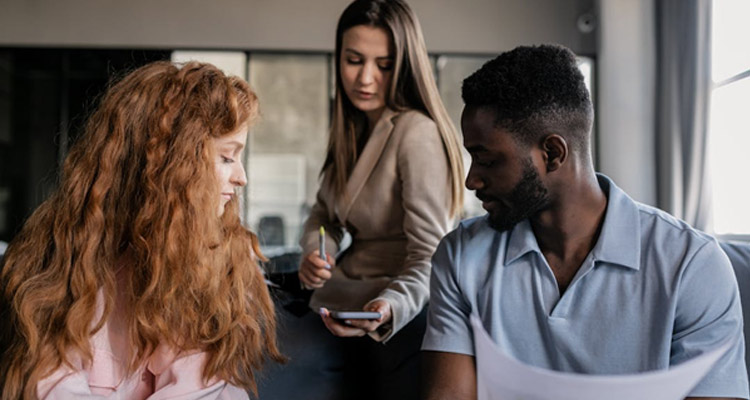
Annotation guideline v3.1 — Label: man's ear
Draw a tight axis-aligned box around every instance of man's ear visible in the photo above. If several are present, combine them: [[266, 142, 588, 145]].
[[540, 134, 568, 172]]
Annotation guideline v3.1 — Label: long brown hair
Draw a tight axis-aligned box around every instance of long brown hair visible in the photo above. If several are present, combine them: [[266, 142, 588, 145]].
[[0, 61, 283, 399], [326, 0, 464, 216]]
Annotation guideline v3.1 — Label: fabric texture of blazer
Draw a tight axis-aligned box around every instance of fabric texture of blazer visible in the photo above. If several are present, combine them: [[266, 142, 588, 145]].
[[300, 108, 454, 342]]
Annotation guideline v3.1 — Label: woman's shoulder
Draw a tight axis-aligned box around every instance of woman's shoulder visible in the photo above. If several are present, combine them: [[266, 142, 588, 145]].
[[390, 110, 448, 164], [392, 108, 435, 128], [390, 109, 440, 141]]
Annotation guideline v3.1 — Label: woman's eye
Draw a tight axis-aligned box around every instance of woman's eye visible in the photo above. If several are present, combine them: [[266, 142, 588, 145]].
[[221, 156, 234, 164], [378, 63, 393, 71], [346, 58, 362, 64]]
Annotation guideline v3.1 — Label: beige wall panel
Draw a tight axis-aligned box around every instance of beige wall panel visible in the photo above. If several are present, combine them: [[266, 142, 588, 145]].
[[0, 0, 595, 54]]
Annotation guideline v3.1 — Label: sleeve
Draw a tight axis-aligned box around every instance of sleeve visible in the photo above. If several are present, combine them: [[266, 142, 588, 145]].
[[298, 182, 343, 259], [672, 239, 750, 398], [367, 115, 454, 342], [421, 231, 475, 356]]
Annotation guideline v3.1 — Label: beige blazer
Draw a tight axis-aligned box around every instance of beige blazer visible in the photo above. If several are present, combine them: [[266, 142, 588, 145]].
[[300, 108, 454, 342]]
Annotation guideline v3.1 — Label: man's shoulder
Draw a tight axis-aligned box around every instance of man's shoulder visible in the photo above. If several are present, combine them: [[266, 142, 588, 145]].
[[630, 202, 730, 281], [443, 215, 502, 246], [599, 175, 719, 267], [431, 216, 504, 317], [434, 215, 506, 280], [634, 201, 716, 248]]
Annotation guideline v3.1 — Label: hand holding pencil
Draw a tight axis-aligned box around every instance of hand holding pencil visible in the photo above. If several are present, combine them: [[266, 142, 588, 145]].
[[298, 226, 335, 289]]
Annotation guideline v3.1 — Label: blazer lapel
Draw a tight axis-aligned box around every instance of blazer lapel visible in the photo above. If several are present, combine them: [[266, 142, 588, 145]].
[[337, 108, 397, 224]]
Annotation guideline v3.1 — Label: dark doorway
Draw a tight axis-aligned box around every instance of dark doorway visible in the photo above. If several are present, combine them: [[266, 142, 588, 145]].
[[0, 48, 171, 242]]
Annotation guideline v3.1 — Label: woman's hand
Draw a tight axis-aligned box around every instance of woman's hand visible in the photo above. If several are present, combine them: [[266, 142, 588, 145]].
[[298, 250, 335, 289], [319, 300, 392, 337]]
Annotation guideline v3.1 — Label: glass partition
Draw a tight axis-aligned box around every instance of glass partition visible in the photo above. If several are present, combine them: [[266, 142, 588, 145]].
[[247, 53, 330, 257]]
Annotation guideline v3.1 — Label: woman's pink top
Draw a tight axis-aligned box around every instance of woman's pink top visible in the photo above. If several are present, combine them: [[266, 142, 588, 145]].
[[37, 276, 249, 399]]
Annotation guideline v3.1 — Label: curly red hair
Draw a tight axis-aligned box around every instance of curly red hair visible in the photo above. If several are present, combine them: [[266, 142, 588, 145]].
[[0, 61, 283, 399]]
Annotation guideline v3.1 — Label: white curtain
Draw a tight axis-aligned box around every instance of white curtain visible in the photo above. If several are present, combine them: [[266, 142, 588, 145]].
[[655, 0, 713, 230]]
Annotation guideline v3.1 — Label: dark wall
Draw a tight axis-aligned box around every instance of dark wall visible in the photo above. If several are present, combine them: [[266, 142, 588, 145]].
[[0, 49, 170, 242]]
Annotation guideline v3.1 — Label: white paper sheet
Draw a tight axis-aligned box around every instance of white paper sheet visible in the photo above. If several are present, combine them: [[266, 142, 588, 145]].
[[470, 314, 732, 400]]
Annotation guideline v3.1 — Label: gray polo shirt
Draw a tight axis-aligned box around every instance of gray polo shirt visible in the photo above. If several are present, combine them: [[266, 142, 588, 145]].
[[423, 174, 749, 398]]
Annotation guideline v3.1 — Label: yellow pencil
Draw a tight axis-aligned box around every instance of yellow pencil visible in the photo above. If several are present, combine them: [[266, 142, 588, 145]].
[[319, 226, 326, 261]]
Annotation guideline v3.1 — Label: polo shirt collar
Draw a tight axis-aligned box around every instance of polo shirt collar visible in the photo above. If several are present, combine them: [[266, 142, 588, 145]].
[[505, 219, 541, 265], [590, 174, 641, 270], [503, 174, 641, 270]]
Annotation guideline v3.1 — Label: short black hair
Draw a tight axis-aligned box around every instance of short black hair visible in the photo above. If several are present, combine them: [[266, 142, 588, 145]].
[[462, 44, 593, 155]]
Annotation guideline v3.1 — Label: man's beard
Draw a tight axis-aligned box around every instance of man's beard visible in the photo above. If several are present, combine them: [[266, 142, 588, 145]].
[[483, 158, 551, 232]]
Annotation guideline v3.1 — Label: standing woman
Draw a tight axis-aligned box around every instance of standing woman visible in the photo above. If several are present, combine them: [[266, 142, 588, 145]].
[[0, 61, 283, 399], [262, 0, 464, 399]]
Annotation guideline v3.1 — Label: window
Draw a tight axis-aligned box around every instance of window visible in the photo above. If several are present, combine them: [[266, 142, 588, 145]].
[[436, 55, 491, 218], [709, 0, 750, 237], [246, 53, 330, 256]]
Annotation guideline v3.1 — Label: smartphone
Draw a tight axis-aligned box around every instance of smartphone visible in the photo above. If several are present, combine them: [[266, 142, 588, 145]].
[[328, 310, 382, 320]]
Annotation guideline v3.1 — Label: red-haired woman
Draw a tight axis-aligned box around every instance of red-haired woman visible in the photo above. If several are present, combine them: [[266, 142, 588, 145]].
[[0, 61, 283, 399]]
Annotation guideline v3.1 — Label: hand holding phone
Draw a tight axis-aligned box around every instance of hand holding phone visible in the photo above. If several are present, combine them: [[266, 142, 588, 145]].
[[318, 301, 391, 337]]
